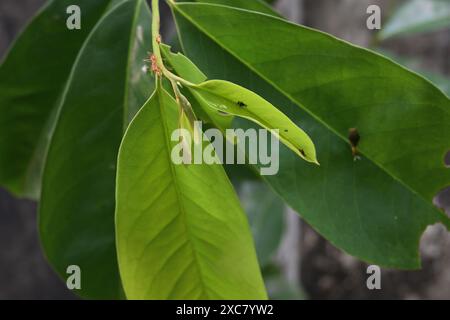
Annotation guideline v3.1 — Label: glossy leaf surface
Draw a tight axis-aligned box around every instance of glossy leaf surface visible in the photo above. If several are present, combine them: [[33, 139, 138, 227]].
[[116, 87, 267, 299]]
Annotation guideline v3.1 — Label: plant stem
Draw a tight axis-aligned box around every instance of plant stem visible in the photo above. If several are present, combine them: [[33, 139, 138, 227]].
[[151, 0, 197, 129], [151, 0, 194, 88], [151, 0, 163, 73]]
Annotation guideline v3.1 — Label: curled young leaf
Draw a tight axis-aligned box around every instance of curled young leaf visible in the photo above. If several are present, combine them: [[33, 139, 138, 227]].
[[189, 80, 319, 164], [160, 44, 233, 133]]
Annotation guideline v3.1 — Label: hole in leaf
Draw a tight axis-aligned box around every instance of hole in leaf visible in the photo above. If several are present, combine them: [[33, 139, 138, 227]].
[[299, 149, 306, 157], [236, 101, 247, 108]]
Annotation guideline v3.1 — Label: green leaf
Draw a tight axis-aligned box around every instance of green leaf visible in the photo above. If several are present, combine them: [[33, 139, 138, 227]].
[[0, 0, 115, 198], [160, 44, 233, 133], [39, 0, 153, 299], [116, 86, 267, 300], [190, 80, 319, 164], [380, 0, 450, 40], [160, 44, 207, 84], [172, 2, 450, 268]]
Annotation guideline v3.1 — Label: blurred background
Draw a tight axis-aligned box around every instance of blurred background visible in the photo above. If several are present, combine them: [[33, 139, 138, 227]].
[[0, 0, 449, 299]]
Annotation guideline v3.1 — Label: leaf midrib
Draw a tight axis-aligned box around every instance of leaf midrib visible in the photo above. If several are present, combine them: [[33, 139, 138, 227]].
[[156, 88, 212, 299]]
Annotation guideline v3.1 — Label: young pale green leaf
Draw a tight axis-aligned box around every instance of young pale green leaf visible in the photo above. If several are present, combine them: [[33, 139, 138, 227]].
[[160, 44, 207, 84], [160, 44, 233, 132], [39, 0, 153, 299], [0, 0, 114, 199], [116, 86, 267, 300], [380, 0, 450, 40], [190, 80, 319, 164], [172, 2, 450, 268]]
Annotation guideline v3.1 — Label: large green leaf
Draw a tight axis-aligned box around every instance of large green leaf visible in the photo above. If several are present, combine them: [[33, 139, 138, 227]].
[[172, 2, 450, 268], [0, 0, 116, 199], [380, 0, 450, 40], [116, 86, 266, 299], [39, 0, 153, 299]]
